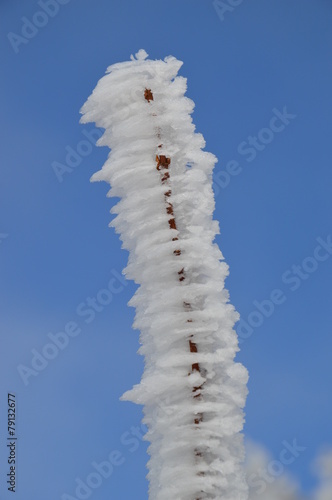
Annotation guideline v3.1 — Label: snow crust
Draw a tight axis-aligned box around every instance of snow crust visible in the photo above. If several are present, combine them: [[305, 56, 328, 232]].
[[81, 50, 248, 500]]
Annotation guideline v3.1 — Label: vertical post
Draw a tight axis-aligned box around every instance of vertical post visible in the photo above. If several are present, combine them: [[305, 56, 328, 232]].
[[144, 88, 205, 496]]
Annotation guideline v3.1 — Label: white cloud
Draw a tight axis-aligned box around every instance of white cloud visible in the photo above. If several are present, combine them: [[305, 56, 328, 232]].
[[245, 440, 301, 500], [312, 448, 332, 500]]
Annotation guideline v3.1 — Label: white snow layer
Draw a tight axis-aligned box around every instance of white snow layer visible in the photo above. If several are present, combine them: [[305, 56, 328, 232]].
[[80, 49, 248, 500]]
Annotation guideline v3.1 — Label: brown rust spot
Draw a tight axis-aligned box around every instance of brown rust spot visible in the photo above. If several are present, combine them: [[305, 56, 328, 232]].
[[144, 88, 154, 102], [194, 413, 203, 425], [161, 172, 170, 183], [156, 155, 171, 170], [168, 218, 177, 230]]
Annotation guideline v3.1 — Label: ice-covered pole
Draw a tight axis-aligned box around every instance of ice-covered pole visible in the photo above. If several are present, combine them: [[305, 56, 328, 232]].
[[80, 49, 248, 500]]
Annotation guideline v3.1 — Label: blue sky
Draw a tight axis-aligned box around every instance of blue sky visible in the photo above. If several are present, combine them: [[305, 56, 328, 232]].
[[1, 0, 332, 498]]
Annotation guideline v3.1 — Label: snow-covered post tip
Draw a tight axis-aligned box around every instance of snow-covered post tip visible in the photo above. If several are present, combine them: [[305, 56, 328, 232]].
[[80, 49, 248, 500]]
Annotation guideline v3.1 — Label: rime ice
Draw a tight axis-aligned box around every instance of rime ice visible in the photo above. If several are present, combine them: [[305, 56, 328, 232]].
[[80, 50, 248, 500]]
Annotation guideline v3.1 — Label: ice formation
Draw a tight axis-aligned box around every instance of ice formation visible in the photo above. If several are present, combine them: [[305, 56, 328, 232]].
[[80, 49, 248, 500]]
